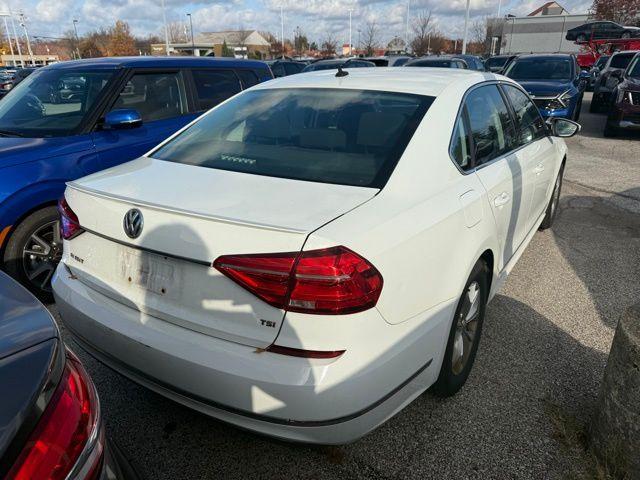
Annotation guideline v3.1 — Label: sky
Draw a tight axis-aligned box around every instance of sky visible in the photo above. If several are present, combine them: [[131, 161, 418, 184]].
[[4, 0, 592, 47]]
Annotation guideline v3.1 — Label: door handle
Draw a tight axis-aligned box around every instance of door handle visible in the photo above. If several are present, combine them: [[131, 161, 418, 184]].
[[493, 192, 511, 207], [534, 163, 545, 175]]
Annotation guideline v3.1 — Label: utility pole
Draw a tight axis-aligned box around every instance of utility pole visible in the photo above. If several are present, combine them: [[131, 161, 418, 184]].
[[187, 13, 194, 52], [405, 0, 410, 54], [1, 15, 15, 66], [357, 28, 361, 53], [18, 13, 35, 66], [160, 0, 170, 55], [461, 0, 470, 54], [280, 5, 284, 59], [9, 9, 23, 67], [348, 9, 353, 56], [72, 19, 81, 59]]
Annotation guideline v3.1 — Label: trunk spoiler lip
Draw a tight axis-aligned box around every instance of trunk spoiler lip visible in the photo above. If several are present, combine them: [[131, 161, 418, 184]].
[[65, 182, 309, 235]]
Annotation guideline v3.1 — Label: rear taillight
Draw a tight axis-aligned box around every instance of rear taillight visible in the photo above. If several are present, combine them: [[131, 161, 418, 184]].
[[7, 351, 103, 480], [214, 246, 383, 315], [58, 197, 84, 240]]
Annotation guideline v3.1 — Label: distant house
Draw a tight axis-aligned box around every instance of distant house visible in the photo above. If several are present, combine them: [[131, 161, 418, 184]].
[[151, 30, 271, 59], [386, 37, 406, 55], [528, 1, 569, 16]]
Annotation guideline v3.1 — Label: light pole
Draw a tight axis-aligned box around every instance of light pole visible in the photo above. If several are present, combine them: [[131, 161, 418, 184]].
[[280, 5, 284, 59], [18, 13, 35, 66], [348, 9, 353, 56], [461, 0, 470, 54], [405, 0, 410, 54], [160, 0, 170, 55], [8, 9, 23, 67], [357, 28, 361, 54], [72, 19, 81, 59], [187, 13, 194, 53], [497, 0, 503, 18]]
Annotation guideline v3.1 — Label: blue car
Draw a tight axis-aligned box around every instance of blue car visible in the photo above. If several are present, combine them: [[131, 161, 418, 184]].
[[0, 56, 272, 298], [504, 53, 589, 120]]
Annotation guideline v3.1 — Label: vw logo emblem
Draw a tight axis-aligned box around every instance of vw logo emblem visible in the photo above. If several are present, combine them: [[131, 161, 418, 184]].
[[123, 208, 143, 239]]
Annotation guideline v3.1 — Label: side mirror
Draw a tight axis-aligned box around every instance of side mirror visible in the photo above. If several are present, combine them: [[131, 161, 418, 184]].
[[104, 109, 142, 130], [579, 70, 591, 80], [547, 117, 581, 138]]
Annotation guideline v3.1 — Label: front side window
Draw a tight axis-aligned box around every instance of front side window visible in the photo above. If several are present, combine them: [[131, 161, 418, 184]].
[[0, 69, 114, 137], [152, 88, 433, 188], [110, 71, 187, 122], [465, 85, 516, 166], [191, 70, 241, 111], [502, 84, 547, 145]]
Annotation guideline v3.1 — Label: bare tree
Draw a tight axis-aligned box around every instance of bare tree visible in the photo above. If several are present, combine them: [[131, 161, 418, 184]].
[[361, 21, 379, 56], [591, 0, 640, 25], [321, 34, 338, 56], [410, 10, 432, 56], [166, 21, 188, 43]]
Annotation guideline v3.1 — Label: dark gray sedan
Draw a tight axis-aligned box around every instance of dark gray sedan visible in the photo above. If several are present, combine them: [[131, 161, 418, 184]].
[[0, 271, 137, 479]]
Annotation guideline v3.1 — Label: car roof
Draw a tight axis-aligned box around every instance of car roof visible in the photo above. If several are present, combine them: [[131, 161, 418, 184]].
[[515, 53, 574, 59], [0, 271, 58, 359], [253, 67, 498, 97], [45, 56, 269, 71]]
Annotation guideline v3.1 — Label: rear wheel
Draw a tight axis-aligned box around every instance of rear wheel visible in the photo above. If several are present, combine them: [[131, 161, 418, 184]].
[[432, 260, 488, 397], [2, 206, 61, 301], [539, 165, 564, 230], [622, 32, 631, 39]]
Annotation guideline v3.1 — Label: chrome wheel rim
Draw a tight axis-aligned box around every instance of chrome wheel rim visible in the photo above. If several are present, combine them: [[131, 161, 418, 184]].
[[22, 220, 61, 292], [452, 281, 481, 375]]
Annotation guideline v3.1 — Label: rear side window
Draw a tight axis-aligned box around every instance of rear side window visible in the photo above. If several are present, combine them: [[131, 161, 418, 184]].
[[502, 84, 547, 145], [236, 69, 259, 88], [270, 63, 285, 78], [192, 69, 241, 111], [152, 88, 434, 188], [284, 63, 304, 75], [450, 113, 472, 170], [111, 72, 187, 122], [465, 85, 516, 166]]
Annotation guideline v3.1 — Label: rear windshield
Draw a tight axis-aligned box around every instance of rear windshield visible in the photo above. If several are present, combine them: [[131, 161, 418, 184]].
[[152, 88, 433, 188], [610, 53, 634, 69], [407, 60, 452, 68], [505, 58, 573, 81], [485, 57, 508, 68]]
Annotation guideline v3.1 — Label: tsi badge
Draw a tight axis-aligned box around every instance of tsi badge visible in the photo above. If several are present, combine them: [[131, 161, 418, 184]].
[[123, 208, 144, 239]]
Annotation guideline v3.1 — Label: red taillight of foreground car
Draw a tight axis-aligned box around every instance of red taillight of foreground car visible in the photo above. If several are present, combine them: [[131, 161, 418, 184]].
[[214, 246, 383, 315], [58, 197, 84, 240], [7, 352, 103, 480]]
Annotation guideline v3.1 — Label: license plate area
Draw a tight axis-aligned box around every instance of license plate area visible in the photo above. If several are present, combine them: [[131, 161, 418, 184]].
[[119, 248, 179, 298]]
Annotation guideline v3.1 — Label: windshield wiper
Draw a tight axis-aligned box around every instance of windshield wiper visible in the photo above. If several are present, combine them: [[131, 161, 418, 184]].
[[0, 129, 24, 137]]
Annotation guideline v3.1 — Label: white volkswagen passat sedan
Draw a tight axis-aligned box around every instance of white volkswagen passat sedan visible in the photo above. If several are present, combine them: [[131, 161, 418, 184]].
[[53, 68, 579, 444]]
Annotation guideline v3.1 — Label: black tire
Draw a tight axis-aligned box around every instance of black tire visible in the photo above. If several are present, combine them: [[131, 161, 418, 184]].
[[573, 95, 583, 121], [603, 121, 618, 138], [621, 32, 631, 39], [432, 260, 488, 397], [2, 206, 61, 302], [576, 34, 587, 42], [539, 165, 564, 230], [589, 95, 600, 113]]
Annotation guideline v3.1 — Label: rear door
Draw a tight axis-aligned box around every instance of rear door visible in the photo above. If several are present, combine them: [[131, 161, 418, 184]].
[[501, 83, 556, 229], [91, 69, 196, 171], [467, 84, 534, 267]]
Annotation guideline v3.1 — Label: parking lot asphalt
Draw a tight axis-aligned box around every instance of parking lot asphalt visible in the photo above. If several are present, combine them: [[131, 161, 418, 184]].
[[49, 92, 640, 480]]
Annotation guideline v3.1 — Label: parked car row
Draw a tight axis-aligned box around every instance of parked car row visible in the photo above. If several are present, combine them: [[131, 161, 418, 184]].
[[1, 56, 581, 474]]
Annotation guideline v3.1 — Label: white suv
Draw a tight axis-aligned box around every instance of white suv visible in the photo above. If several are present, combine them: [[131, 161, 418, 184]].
[[53, 68, 579, 444]]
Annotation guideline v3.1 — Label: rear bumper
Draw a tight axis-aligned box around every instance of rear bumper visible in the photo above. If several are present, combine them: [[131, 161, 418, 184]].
[[53, 265, 452, 444]]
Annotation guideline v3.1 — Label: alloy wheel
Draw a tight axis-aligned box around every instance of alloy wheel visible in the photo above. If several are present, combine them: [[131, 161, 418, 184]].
[[452, 281, 481, 375], [22, 220, 62, 293]]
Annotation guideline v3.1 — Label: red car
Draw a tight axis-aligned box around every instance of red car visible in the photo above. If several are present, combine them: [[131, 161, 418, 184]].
[[604, 52, 640, 137]]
